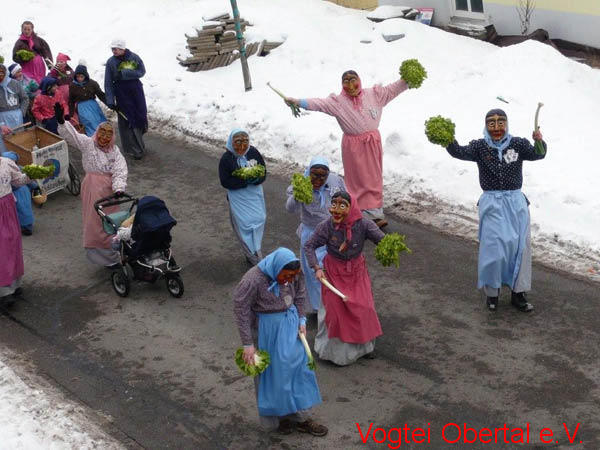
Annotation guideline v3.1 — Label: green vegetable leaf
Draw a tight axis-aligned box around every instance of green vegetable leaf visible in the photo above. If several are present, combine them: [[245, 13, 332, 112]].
[[425, 116, 456, 147], [291, 173, 313, 204], [235, 348, 271, 376], [118, 61, 139, 71], [232, 164, 266, 180], [22, 164, 55, 180], [399, 59, 427, 89], [0, 55, 4, 64], [375, 233, 412, 268], [16, 49, 35, 62], [299, 333, 316, 371]]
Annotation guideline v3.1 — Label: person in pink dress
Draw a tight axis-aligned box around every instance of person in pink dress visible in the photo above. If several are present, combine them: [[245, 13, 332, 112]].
[[12, 21, 53, 85], [285, 71, 408, 228]]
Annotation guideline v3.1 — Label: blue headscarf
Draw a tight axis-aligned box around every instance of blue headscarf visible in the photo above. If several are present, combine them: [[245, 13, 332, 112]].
[[39, 76, 58, 95], [226, 128, 250, 168], [2, 151, 19, 162], [257, 247, 299, 297], [483, 109, 512, 160], [303, 156, 330, 209], [0, 64, 17, 104]]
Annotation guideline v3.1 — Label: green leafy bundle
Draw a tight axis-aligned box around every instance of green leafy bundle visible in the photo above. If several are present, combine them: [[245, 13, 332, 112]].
[[0, 55, 4, 64], [235, 348, 271, 376], [375, 233, 412, 268], [399, 59, 427, 89], [16, 49, 35, 62], [22, 164, 55, 179], [118, 61, 138, 71], [232, 164, 266, 180], [291, 173, 313, 204], [425, 116, 456, 147]]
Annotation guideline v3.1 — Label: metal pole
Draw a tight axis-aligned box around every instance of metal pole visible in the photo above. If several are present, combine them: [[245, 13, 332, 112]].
[[230, 0, 252, 91]]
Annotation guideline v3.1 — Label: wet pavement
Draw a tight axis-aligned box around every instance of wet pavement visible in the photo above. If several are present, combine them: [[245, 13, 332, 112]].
[[1, 132, 598, 450]]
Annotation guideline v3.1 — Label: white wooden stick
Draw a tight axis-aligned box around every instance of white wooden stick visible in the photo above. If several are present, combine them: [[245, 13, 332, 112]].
[[319, 277, 347, 301]]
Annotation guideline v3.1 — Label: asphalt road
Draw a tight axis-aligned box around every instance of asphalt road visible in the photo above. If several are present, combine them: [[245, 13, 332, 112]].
[[1, 132, 599, 450]]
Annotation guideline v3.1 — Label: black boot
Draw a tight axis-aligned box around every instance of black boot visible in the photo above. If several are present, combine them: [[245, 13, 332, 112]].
[[486, 296, 498, 311], [511, 291, 533, 312]]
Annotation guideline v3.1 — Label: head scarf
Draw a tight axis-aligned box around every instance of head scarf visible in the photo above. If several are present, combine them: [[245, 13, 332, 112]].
[[483, 108, 512, 160], [39, 76, 58, 95], [304, 156, 330, 209], [333, 191, 362, 250], [0, 64, 17, 104], [341, 70, 363, 111], [257, 247, 299, 297], [2, 151, 19, 163], [8, 63, 22, 77], [226, 128, 250, 168], [92, 122, 116, 153]]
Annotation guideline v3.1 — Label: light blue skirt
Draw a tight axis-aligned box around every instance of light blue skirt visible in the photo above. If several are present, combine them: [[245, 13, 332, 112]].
[[77, 99, 107, 137], [228, 184, 266, 255], [300, 224, 326, 312], [257, 305, 322, 417], [477, 190, 529, 290], [12, 185, 34, 230]]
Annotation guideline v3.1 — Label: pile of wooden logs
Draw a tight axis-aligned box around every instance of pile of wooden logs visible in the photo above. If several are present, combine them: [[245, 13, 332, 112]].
[[177, 13, 283, 72]]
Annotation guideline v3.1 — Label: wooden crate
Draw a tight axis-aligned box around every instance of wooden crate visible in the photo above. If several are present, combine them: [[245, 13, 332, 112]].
[[4, 126, 63, 165]]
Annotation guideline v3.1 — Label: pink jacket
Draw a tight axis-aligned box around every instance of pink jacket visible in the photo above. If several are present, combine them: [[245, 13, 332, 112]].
[[32, 90, 69, 121]]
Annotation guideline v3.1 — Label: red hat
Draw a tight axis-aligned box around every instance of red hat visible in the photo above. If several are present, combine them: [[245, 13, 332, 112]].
[[56, 53, 70, 63]]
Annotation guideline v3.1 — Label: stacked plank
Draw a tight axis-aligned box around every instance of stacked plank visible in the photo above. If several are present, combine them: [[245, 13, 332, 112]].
[[178, 13, 283, 72]]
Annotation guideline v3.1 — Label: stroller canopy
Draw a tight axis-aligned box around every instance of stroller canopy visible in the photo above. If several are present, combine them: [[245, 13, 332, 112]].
[[132, 196, 177, 237]]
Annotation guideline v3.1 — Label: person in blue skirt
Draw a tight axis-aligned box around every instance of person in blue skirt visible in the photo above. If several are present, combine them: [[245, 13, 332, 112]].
[[233, 247, 327, 436], [285, 156, 345, 313], [446, 108, 546, 312], [1, 152, 36, 235], [68, 64, 108, 136], [219, 128, 267, 265]]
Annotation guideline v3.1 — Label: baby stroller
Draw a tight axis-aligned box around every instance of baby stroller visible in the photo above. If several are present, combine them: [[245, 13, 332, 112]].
[[94, 193, 184, 298]]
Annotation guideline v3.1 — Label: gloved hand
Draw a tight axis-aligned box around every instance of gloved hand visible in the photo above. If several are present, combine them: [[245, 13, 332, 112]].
[[53, 102, 65, 124], [107, 104, 117, 111], [247, 178, 260, 185]]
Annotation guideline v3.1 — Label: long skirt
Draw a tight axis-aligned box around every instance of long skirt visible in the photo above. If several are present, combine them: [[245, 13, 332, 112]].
[[81, 172, 119, 266], [477, 190, 531, 292], [341, 129, 383, 213], [256, 305, 322, 417], [12, 185, 34, 231], [315, 253, 381, 365], [117, 114, 145, 158], [0, 193, 24, 296], [299, 224, 326, 312], [77, 99, 107, 137], [21, 54, 47, 84], [227, 185, 266, 264], [0, 109, 24, 153]]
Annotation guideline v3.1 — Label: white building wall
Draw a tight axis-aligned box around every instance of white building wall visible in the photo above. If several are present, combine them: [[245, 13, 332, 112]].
[[378, 0, 453, 27]]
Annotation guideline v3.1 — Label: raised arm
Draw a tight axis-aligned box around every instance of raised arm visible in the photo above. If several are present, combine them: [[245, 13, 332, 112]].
[[517, 136, 547, 161], [372, 79, 408, 107], [57, 120, 92, 151], [446, 140, 480, 162], [233, 275, 258, 346]]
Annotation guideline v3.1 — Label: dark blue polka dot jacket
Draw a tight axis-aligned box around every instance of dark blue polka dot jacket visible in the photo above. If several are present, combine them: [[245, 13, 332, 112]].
[[446, 138, 547, 191]]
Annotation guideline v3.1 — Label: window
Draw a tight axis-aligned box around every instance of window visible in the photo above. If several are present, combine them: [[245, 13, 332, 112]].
[[453, 0, 485, 16]]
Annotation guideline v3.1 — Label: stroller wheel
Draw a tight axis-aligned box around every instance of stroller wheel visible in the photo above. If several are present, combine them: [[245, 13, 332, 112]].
[[112, 268, 130, 297], [166, 274, 184, 298]]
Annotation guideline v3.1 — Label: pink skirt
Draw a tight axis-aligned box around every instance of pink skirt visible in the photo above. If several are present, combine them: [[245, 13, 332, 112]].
[[81, 172, 116, 249], [322, 253, 382, 344], [0, 193, 24, 286], [341, 130, 383, 211]]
